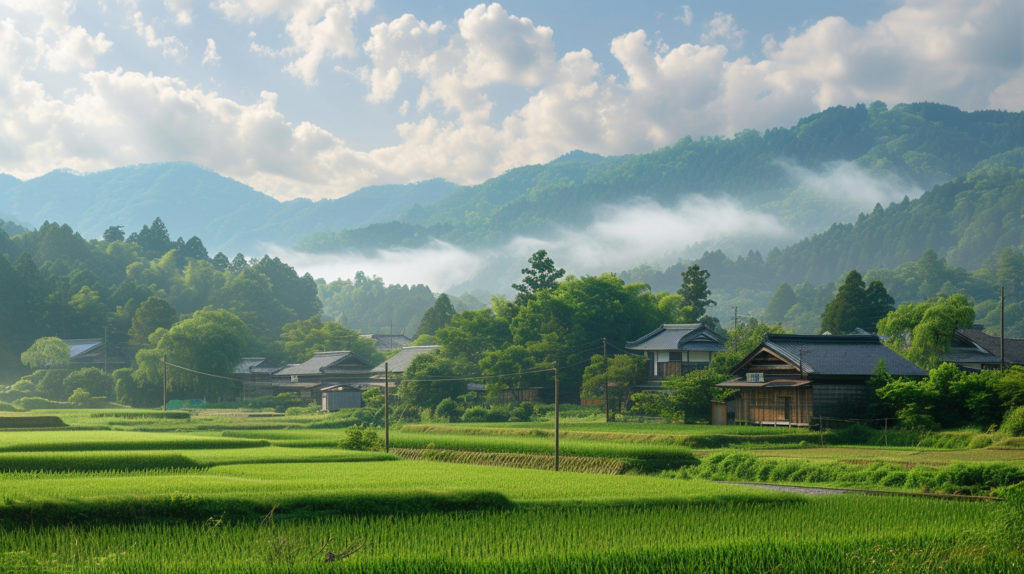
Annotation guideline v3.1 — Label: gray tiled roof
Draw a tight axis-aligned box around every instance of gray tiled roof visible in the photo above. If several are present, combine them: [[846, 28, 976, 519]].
[[274, 351, 369, 377], [64, 339, 103, 359], [947, 329, 1024, 365], [759, 334, 927, 377], [626, 324, 727, 352], [371, 346, 441, 373], [233, 357, 280, 374]]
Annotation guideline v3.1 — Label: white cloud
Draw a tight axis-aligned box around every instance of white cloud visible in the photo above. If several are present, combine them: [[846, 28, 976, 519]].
[[676, 5, 693, 25], [202, 38, 220, 64], [782, 161, 925, 211], [509, 196, 792, 273], [268, 240, 484, 292], [132, 11, 185, 60], [163, 0, 191, 25], [212, 0, 374, 85], [0, 0, 111, 71], [701, 12, 745, 48]]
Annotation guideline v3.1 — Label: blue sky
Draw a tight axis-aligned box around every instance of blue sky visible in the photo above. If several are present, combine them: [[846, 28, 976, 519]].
[[0, 0, 1020, 199]]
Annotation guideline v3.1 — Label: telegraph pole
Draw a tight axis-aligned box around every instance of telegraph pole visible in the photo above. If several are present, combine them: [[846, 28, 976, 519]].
[[603, 337, 610, 423], [733, 307, 738, 352], [384, 362, 390, 453], [162, 356, 168, 411], [554, 362, 560, 472], [1001, 286, 1005, 371]]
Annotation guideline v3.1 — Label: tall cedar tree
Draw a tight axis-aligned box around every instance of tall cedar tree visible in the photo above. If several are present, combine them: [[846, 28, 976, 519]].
[[512, 250, 565, 306], [678, 265, 715, 318], [129, 297, 178, 347], [820, 270, 894, 334], [763, 283, 797, 324], [416, 294, 457, 337]]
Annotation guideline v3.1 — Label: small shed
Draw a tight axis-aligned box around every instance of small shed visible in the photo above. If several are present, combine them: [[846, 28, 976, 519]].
[[321, 385, 364, 411]]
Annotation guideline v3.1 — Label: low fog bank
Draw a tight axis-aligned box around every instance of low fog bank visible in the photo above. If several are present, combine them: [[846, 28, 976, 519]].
[[269, 195, 794, 294]]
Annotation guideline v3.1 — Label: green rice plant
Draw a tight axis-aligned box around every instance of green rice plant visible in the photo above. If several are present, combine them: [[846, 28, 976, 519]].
[[89, 411, 191, 420], [0, 447, 397, 473], [393, 448, 627, 474], [0, 498, 1016, 573], [0, 430, 268, 452], [674, 451, 1024, 495], [0, 415, 66, 429]]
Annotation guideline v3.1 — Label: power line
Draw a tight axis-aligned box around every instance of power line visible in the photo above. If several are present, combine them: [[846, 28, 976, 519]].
[[164, 361, 240, 382]]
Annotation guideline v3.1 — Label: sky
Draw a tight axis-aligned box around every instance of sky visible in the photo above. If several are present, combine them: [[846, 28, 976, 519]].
[[0, 0, 1022, 200]]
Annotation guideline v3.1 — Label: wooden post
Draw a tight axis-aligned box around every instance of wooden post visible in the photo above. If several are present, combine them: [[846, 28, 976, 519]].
[[554, 362, 560, 472], [603, 338, 609, 423], [1001, 286, 1005, 371], [162, 356, 167, 411], [384, 362, 390, 453], [884, 417, 888, 448], [733, 307, 738, 352]]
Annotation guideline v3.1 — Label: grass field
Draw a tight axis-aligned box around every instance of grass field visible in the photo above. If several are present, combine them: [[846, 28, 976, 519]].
[[2, 410, 1024, 572]]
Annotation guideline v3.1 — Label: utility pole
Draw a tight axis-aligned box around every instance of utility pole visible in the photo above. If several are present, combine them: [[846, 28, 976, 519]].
[[103, 326, 108, 374], [1001, 286, 1005, 371], [162, 356, 167, 411], [384, 362, 390, 453], [603, 337, 609, 423], [733, 307, 738, 352], [554, 362, 560, 472]]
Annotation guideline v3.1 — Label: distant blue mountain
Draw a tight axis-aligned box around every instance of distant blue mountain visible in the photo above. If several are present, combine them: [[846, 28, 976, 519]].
[[0, 163, 455, 254]]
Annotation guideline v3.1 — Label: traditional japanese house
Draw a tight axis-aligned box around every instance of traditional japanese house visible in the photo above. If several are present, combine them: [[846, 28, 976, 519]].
[[938, 327, 1024, 370], [233, 357, 282, 399], [360, 333, 414, 352], [63, 338, 106, 369], [626, 324, 728, 390], [272, 351, 374, 405], [718, 334, 926, 426]]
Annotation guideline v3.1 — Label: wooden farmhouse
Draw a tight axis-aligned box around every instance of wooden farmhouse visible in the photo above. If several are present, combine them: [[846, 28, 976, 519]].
[[271, 351, 374, 405], [718, 334, 926, 426], [233, 357, 281, 400], [626, 324, 728, 390]]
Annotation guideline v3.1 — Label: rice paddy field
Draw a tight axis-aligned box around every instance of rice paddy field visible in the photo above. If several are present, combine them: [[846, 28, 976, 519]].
[[3, 409, 1024, 572]]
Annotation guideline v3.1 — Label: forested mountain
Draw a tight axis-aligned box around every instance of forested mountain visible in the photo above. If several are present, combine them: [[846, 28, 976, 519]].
[[301, 102, 1024, 252], [0, 163, 455, 254]]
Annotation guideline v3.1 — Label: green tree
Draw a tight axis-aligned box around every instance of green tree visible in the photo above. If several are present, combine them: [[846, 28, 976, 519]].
[[876, 294, 976, 368], [862, 279, 896, 329], [129, 297, 178, 347], [478, 345, 549, 404], [763, 283, 797, 324], [662, 369, 730, 423], [400, 354, 467, 408], [512, 249, 565, 306], [63, 367, 114, 399], [67, 286, 108, 338], [677, 265, 715, 318], [68, 387, 92, 407], [34, 369, 72, 400], [997, 247, 1024, 301], [21, 337, 70, 369], [102, 226, 125, 242], [134, 308, 254, 401], [278, 316, 381, 364], [820, 270, 867, 334], [416, 294, 457, 337], [580, 353, 647, 412]]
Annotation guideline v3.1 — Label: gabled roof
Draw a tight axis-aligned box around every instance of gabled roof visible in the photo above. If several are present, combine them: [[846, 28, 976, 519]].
[[360, 333, 414, 351], [274, 351, 371, 377], [233, 357, 281, 374], [626, 324, 728, 352], [733, 334, 926, 377], [371, 346, 441, 373], [945, 329, 1024, 365], [64, 338, 103, 359]]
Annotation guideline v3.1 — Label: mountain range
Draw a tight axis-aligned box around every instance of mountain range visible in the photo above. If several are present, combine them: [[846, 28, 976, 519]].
[[0, 165, 454, 255]]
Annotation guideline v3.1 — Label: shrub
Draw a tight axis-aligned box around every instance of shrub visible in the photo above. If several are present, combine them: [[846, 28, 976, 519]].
[[1002, 406, 1024, 437], [461, 406, 489, 423], [63, 368, 114, 400], [285, 405, 322, 416], [13, 397, 70, 410], [435, 398, 461, 422], [342, 425, 382, 451], [0, 401, 18, 412], [510, 402, 535, 422], [34, 369, 72, 400], [362, 387, 384, 409], [68, 388, 92, 407]]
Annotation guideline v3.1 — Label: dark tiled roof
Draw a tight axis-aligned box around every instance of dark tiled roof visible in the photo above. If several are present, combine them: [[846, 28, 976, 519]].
[[626, 324, 728, 352], [756, 334, 927, 377], [64, 338, 103, 359], [233, 357, 280, 374], [371, 346, 440, 373], [274, 351, 370, 377], [360, 333, 414, 351], [949, 329, 1024, 365]]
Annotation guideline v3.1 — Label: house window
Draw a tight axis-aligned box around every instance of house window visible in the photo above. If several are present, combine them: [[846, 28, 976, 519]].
[[669, 352, 683, 361]]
